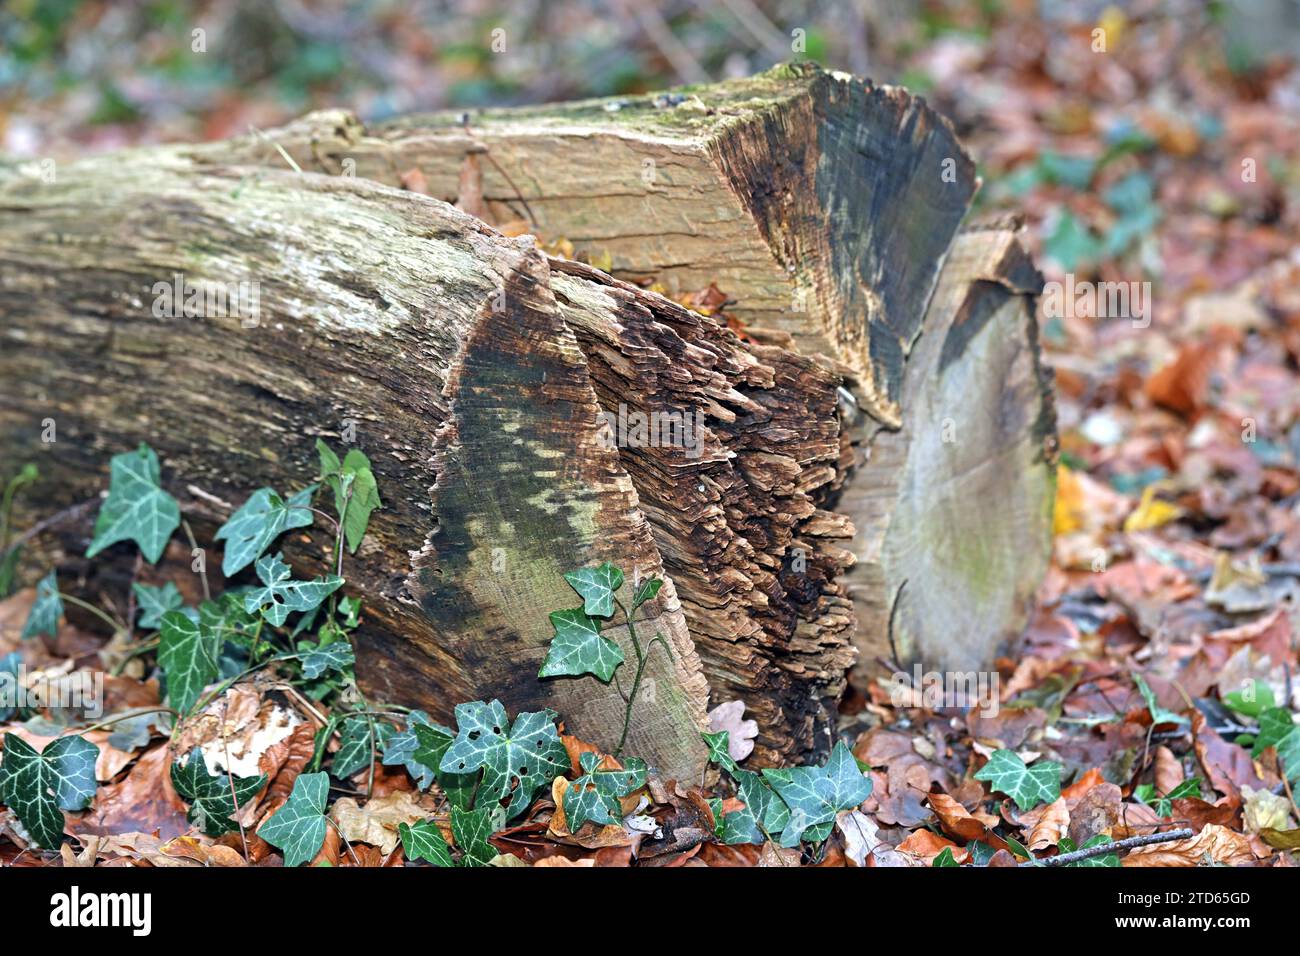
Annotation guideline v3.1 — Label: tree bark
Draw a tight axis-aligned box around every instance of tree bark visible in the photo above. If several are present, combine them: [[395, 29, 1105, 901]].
[[192, 63, 1056, 694], [0, 154, 717, 779]]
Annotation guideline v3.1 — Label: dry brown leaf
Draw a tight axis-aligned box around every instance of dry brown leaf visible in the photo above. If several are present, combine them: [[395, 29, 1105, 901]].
[[1123, 824, 1259, 867], [928, 792, 989, 841], [329, 791, 431, 854], [1026, 796, 1070, 851]]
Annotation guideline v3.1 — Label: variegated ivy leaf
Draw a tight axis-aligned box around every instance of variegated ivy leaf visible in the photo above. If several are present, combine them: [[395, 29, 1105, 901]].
[[1061, 835, 1120, 867], [563, 751, 647, 831], [132, 581, 183, 630], [382, 711, 439, 790], [702, 730, 739, 774], [406, 720, 478, 810], [632, 576, 663, 608], [258, 771, 329, 867], [170, 748, 266, 837], [762, 742, 872, 847], [398, 819, 453, 867], [198, 593, 257, 647], [1253, 708, 1300, 782], [158, 609, 219, 716], [298, 640, 354, 680], [214, 486, 315, 576], [539, 608, 623, 682], [21, 570, 61, 640], [974, 749, 1062, 812], [718, 769, 788, 846], [439, 700, 568, 819], [85, 443, 180, 564], [451, 804, 503, 867], [332, 716, 393, 780], [243, 552, 342, 627], [563, 562, 624, 618], [0, 733, 98, 849]]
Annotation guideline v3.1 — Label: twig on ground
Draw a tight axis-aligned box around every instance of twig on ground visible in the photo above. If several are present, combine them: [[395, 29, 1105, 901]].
[[1024, 827, 1195, 867]]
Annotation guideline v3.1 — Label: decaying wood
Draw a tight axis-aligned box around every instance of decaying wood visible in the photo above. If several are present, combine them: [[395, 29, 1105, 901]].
[[197, 63, 1055, 683], [0, 64, 1057, 768], [0, 154, 717, 778]]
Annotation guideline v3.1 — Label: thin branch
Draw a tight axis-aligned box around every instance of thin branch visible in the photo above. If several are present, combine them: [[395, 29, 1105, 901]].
[[1025, 828, 1195, 867]]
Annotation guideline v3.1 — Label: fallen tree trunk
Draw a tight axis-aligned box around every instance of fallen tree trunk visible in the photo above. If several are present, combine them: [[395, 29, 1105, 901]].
[[0, 154, 717, 778], [194, 63, 1056, 693], [0, 66, 1056, 768]]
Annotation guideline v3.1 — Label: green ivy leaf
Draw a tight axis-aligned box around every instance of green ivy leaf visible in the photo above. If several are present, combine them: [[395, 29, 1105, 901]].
[[1133, 673, 1188, 728], [932, 846, 959, 867], [332, 716, 392, 779], [158, 609, 219, 715], [132, 581, 183, 630], [563, 751, 647, 831], [21, 570, 61, 640], [726, 769, 789, 845], [214, 487, 314, 576], [170, 748, 266, 837], [85, 443, 180, 563], [317, 442, 381, 554], [632, 576, 662, 608], [761, 742, 872, 847], [298, 640, 355, 680], [439, 700, 568, 819], [1223, 681, 1275, 718], [258, 771, 329, 867], [539, 608, 623, 682], [243, 552, 342, 627], [563, 563, 624, 617], [398, 819, 454, 867], [1254, 709, 1300, 783], [974, 750, 1062, 812], [702, 730, 738, 774], [0, 733, 98, 849], [1064, 834, 1120, 867], [451, 804, 502, 867], [387, 716, 474, 807]]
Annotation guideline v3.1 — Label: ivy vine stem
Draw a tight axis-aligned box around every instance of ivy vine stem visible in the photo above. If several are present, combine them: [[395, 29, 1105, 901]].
[[613, 595, 662, 759]]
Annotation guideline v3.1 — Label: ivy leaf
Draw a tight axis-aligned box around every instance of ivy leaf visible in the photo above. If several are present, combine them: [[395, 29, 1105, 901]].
[[0, 733, 98, 849], [974, 749, 1062, 812], [21, 570, 61, 640], [1254, 708, 1300, 783], [632, 576, 662, 608], [85, 443, 180, 563], [158, 609, 219, 715], [317, 442, 381, 554], [438, 700, 568, 819], [451, 805, 502, 867], [398, 820, 454, 867], [539, 608, 623, 682], [761, 742, 872, 847], [563, 751, 647, 831], [932, 846, 959, 867], [170, 748, 266, 837], [1063, 834, 1120, 867], [243, 552, 342, 627], [383, 715, 473, 807], [132, 581, 183, 630], [1133, 673, 1188, 728], [382, 711, 439, 790], [214, 487, 315, 576], [719, 769, 788, 845], [298, 640, 355, 680], [563, 563, 624, 618], [332, 716, 392, 780], [703, 730, 739, 775], [258, 771, 329, 867]]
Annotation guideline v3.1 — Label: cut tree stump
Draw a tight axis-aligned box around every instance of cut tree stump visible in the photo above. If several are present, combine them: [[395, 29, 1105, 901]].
[[0, 65, 1057, 768], [195, 63, 1056, 701]]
